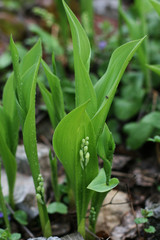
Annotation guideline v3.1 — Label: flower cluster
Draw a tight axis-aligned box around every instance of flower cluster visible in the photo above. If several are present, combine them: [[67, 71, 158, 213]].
[[89, 207, 96, 227], [79, 136, 90, 169], [36, 174, 45, 204]]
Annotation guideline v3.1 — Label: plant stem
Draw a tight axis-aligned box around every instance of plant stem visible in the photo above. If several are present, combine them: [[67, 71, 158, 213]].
[[49, 153, 60, 202], [38, 202, 52, 237]]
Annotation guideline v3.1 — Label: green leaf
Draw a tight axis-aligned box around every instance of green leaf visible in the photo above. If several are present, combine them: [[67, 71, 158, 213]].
[[53, 102, 99, 225], [148, 136, 160, 143], [150, 0, 160, 16], [10, 233, 21, 240], [38, 81, 56, 128], [94, 37, 146, 109], [144, 225, 156, 233], [87, 168, 119, 193], [13, 210, 28, 226], [63, 0, 97, 118], [47, 202, 67, 214], [20, 39, 42, 74], [10, 36, 22, 107], [134, 217, 148, 224], [2, 74, 19, 155], [62, 0, 91, 71], [114, 97, 143, 121], [0, 128, 17, 206], [41, 59, 65, 129], [23, 58, 41, 187], [97, 124, 115, 161], [124, 111, 160, 149], [147, 64, 160, 76]]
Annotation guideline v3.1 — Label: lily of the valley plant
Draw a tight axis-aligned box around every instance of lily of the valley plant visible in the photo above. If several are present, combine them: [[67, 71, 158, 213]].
[[0, 0, 146, 238]]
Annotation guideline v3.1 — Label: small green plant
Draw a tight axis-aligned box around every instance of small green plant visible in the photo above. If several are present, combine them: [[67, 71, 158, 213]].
[[51, 1, 145, 238], [115, 0, 160, 149], [135, 209, 156, 234], [10, 38, 52, 237], [0, 228, 21, 240], [0, 72, 19, 209]]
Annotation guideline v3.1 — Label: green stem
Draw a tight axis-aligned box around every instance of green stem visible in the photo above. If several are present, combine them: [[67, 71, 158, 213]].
[[49, 153, 60, 202], [38, 202, 52, 237], [9, 191, 15, 210], [77, 169, 86, 239]]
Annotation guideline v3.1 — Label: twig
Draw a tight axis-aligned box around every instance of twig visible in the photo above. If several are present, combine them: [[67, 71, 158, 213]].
[[126, 184, 141, 238], [111, 171, 133, 178], [85, 226, 101, 240], [39, 135, 53, 150], [5, 202, 35, 238]]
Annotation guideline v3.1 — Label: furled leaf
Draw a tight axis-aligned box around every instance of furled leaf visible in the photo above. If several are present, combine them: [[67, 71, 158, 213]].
[[2, 74, 19, 155], [87, 168, 119, 193], [38, 81, 56, 128], [40, 59, 65, 129]]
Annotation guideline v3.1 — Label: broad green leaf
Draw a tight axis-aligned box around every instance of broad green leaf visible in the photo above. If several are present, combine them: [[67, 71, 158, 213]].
[[41, 59, 65, 128], [124, 111, 160, 149], [150, 0, 160, 16], [23, 58, 41, 187], [147, 64, 160, 76], [20, 39, 42, 74], [91, 98, 110, 139], [53, 102, 99, 225], [63, 0, 97, 117], [94, 37, 146, 109], [47, 202, 67, 214], [87, 168, 119, 193]]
